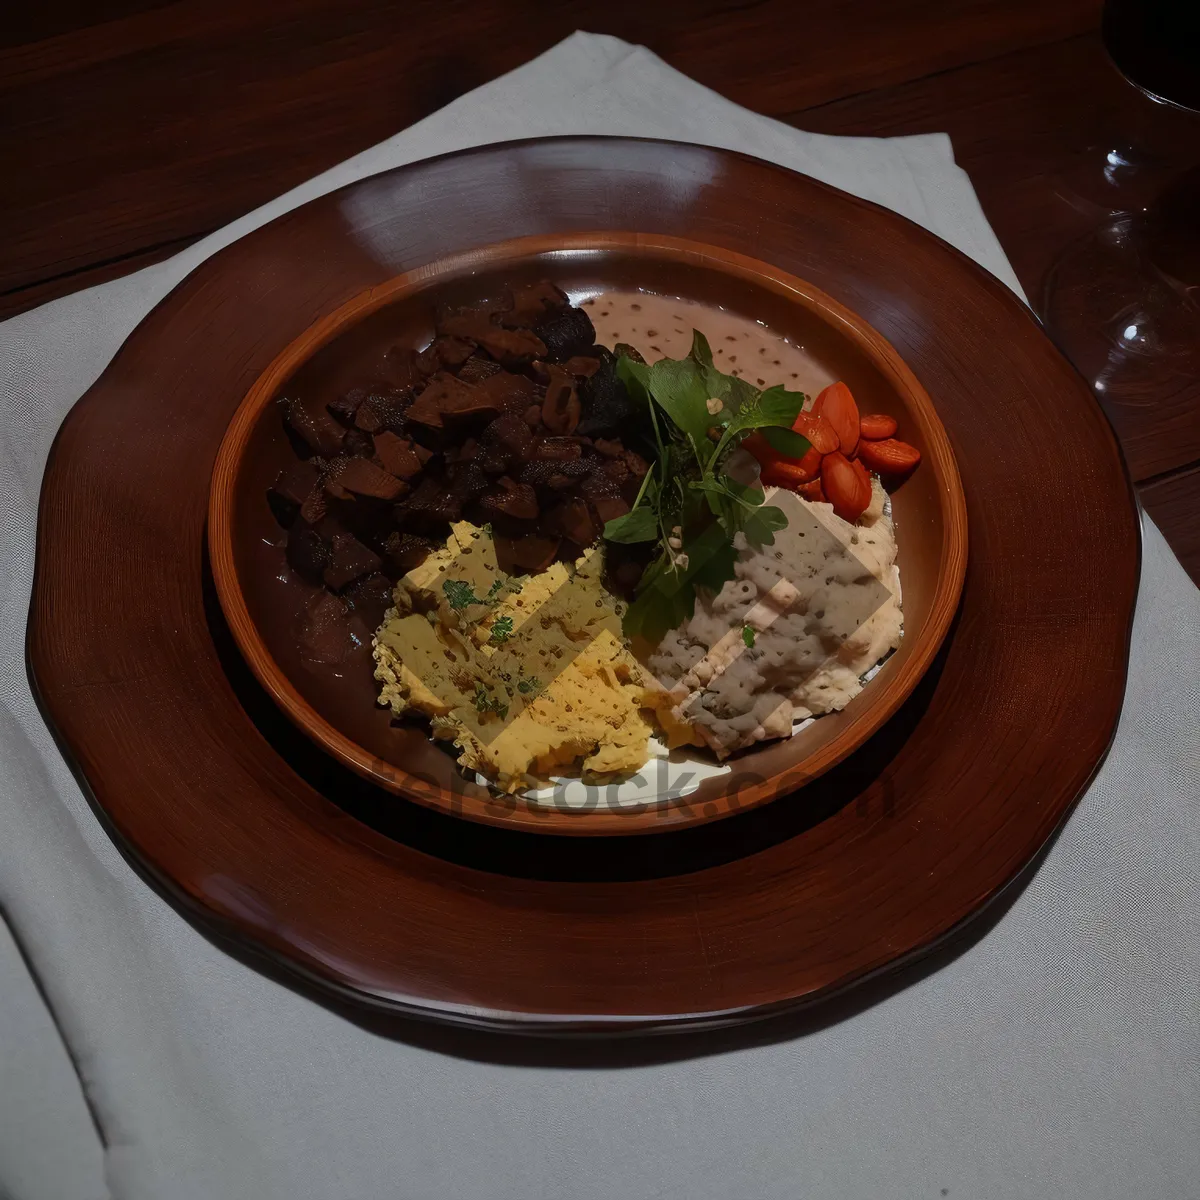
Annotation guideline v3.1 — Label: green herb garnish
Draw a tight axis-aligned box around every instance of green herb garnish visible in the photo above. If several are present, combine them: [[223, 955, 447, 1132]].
[[603, 331, 809, 642], [742, 625, 756, 648], [488, 615, 514, 645], [443, 579, 484, 610], [472, 682, 508, 720], [516, 676, 542, 695]]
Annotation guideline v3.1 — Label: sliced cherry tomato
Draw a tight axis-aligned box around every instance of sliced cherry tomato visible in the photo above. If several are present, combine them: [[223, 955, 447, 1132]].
[[812, 381, 860, 457]]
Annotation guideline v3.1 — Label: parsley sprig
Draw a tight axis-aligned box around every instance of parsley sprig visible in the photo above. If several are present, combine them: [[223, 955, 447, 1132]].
[[602, 331, 809, 642]]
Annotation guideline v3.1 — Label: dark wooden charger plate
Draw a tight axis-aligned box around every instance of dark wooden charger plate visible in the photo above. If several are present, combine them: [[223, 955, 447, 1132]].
[[28, 138, 1139, 1034]]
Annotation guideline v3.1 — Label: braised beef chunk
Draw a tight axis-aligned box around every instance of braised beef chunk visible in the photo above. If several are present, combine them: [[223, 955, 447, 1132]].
[[417, 334, 475, 374], [476, 370, 538, 415], [401, 475, 463, 529], [480, 477, 539, 521], [381, 530, 437, 579], [576, 353, 637, 438], [372, 431, 424, 481], [534, 304, 595, 362], [439, 312, 547, 365], [499, 281, 570, 328], [457, 355, 503, 384], [323, 532, 383, 591], [407, 373, 501, 428], [281, 395, 345, 458], [353, 389, 407, 434], [328, 387, 366, 426], [298, 482, 328, 526], [563, 355, 602, 378], [286, 521, 333, 581], [268, 460, 322, 527], [540, 366, 581, 433], [553, 498, 596, 548], [495, 534, 560, 575], [328, 456, 407, 501], [271, 282, 655, 606]]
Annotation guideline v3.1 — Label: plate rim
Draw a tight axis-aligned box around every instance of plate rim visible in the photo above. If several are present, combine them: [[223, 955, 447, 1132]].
[[26, 135, 1142, 1034]]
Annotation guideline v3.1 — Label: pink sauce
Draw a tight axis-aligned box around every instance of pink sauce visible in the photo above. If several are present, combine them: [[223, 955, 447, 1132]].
[[579, 290, 836, 398]]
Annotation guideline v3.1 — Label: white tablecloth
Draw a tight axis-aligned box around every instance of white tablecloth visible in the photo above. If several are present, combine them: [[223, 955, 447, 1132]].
[[1, 32, 1197, 1200]]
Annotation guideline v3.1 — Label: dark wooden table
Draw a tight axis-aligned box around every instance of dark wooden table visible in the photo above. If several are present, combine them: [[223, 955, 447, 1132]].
[[4, 0, 1198, 579]]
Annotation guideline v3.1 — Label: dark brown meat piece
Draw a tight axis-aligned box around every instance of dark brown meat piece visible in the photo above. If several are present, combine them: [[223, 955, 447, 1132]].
[[591, 495, 631, 524], [406, 373, 502, 428], [280, 395, 345, 458], [494, 534, 560, 574], [327, 387, 366, 426], [563, 355, 601, 378], [371, 431, 425, 481], [482, 412, 535, 459], [267, 460, 322, 527], [323, 533, 382, 591], [476, 370, 538, 415], [533, 437, 581, 462], [285, 521, 332, 581], [298, 482, 328, 526], [381, 530, 438, 579], [457, 355, 503, 384], [399, 475, 463, 529], [554, 498, 596, 547], [323, 532, 383, 591], [354, 389, 408, 434], [417, 335, 475, 374], [576, 353, 639, 438], [480, 477, 539, 521], [438, 312, 546, 365], [534, 305, 595, 362], [518, 457, 591, 488], [541, 365, 581, 434], [343, 428, 374, 458], [594, 438, 623, 459], [498, 280, 570, 328], [328, 457, 408, 501]]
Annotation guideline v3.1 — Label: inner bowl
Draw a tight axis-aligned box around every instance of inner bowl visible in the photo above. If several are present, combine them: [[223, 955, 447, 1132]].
[[208, 232, 967, 835]]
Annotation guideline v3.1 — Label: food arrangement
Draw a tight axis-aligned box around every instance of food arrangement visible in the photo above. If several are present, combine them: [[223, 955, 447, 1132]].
[[265, 283, 923, 792]]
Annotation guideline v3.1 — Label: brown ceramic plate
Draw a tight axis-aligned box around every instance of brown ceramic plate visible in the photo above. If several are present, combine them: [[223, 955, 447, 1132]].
[[28, 138, 1139, 1033], [208, 233, 967, 835]]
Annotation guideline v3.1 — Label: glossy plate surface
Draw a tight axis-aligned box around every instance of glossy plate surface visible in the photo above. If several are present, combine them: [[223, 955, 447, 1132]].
[[28, 138, 1139, 1032]]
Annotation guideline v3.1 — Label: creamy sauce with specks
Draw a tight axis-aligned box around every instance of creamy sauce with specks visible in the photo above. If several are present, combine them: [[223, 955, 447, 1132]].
[[581, 290, 836, 397]]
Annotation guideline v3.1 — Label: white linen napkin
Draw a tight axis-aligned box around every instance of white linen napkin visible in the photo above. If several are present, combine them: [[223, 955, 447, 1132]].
[[1, 32, 1197, 1200]]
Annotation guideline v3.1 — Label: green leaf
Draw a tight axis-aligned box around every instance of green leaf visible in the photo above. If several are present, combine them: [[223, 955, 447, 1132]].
[[616, 354, 652, 406], [756, 385, 808, 426], [711, 385, 808, 463], [701, 364, 759, 418], [690, 476, 767, 511], [742, 625, 755, 648], [488, 615, 514, 644], [645, 358, 717, 460], [759, 425, 812, 458], [602, 506, 659, 544], [690, 330, 714, 368], [614, 342, 646, 364], [741, 503, 788, 548], [443, 579, 483, 611]]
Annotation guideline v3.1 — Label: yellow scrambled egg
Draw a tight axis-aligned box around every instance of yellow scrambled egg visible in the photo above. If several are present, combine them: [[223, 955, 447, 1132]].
[[372, 522, 696, 791]]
